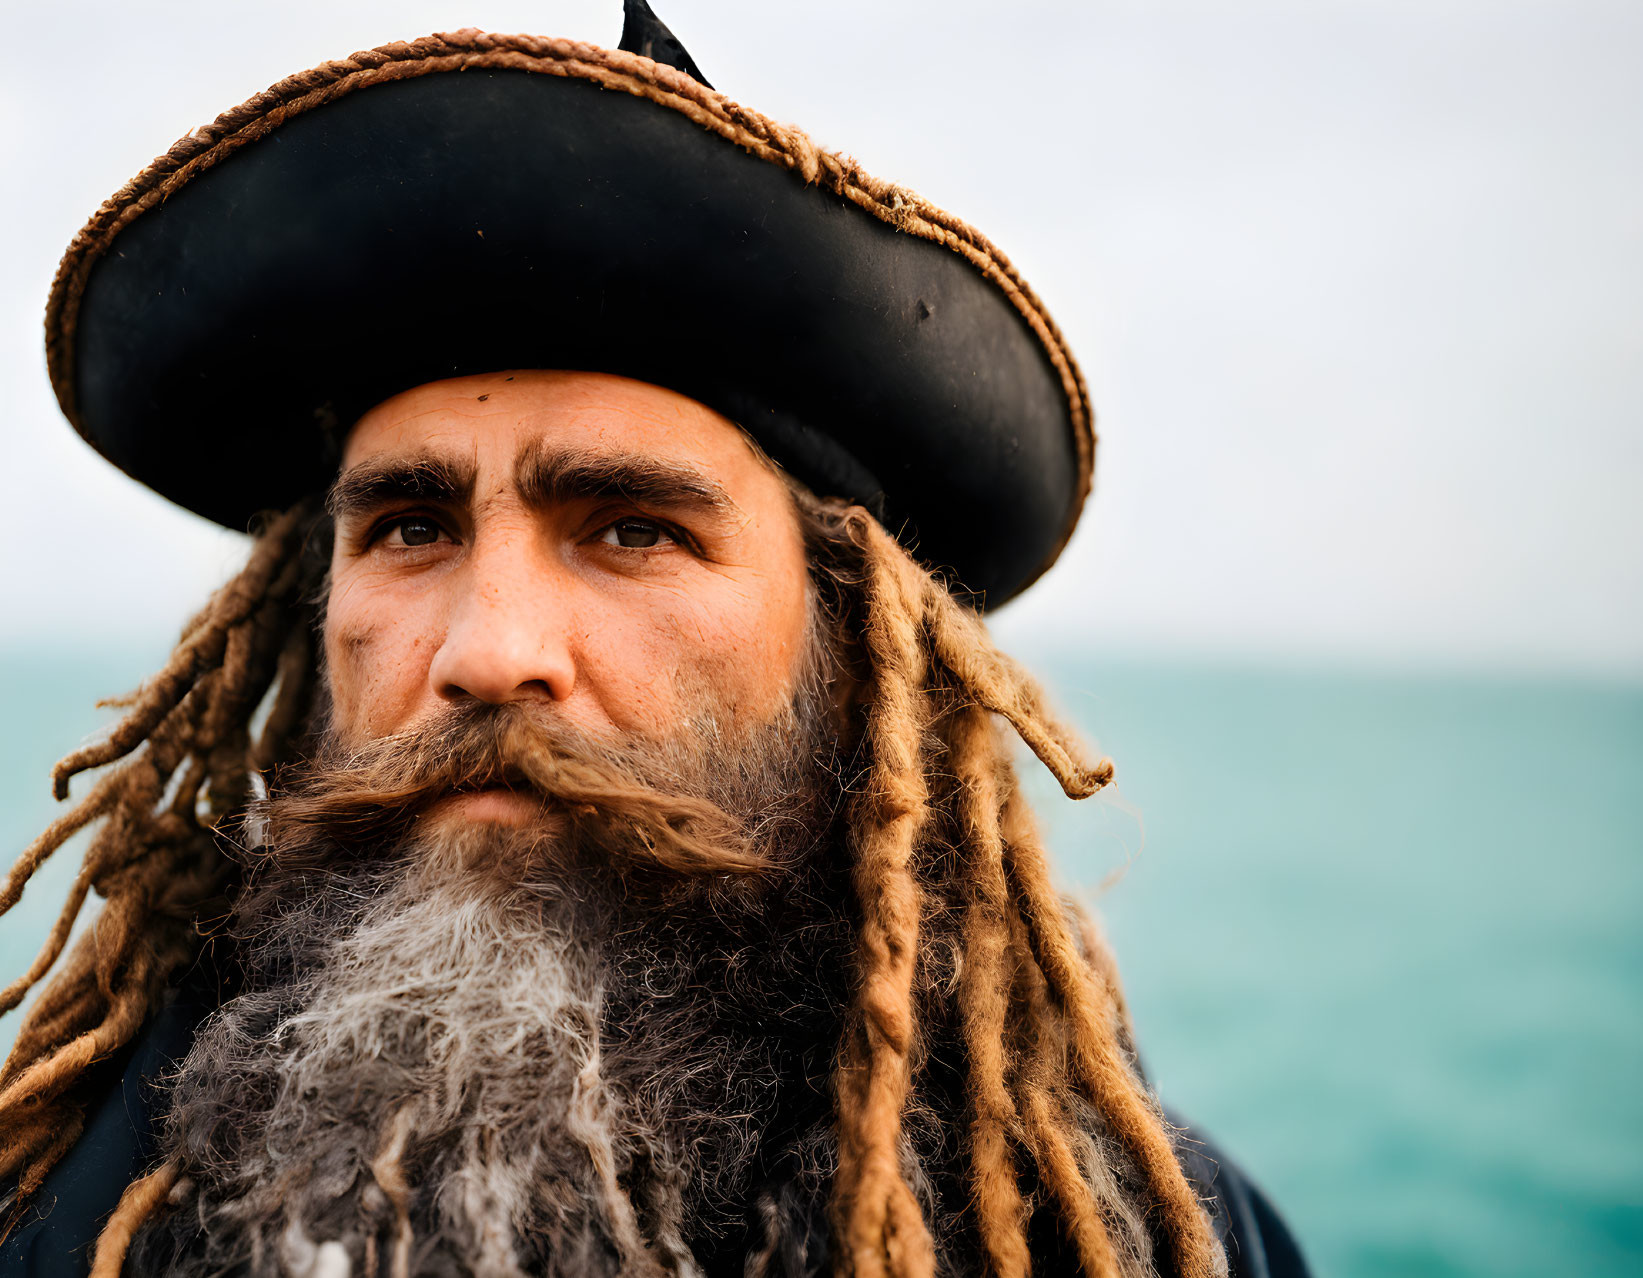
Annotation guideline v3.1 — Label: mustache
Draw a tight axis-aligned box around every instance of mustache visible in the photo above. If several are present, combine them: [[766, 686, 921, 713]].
[[255, 703, 768, 876]]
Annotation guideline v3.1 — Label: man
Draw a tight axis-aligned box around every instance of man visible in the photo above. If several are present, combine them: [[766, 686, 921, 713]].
[[0, 4, 1308, 1276]]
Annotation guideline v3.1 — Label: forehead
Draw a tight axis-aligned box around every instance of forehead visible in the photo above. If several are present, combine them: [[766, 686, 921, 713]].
[[341, 369, 770, 480]]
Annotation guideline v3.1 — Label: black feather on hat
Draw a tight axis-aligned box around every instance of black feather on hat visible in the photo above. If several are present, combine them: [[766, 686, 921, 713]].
[[46, 1, 1093, 606]]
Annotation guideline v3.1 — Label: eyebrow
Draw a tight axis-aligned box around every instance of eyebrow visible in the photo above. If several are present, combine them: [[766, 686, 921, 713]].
[[513, 443, 738, 520], [326, 453, 477, 524]]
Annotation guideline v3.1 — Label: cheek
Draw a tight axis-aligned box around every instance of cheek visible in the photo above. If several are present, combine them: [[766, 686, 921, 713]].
[[321, 614, 376, 739], [568, 592, 791, 738], [324, 579, 437, 741], [663, 580, 813, 728]]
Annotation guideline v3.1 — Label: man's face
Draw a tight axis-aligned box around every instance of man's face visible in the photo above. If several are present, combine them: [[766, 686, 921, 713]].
[[130, 375, 846, 1275], [324, 370, 814, 825]]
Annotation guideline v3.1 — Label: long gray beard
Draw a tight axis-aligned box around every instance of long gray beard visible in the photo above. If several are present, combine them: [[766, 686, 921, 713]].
[[130, 684, 852, 1277], [132, 833, 842, 1278]]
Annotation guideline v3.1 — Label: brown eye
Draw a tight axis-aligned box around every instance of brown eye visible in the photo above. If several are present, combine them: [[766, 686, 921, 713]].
[[388, 516, 443, 547], [604, 519, 667, 549]]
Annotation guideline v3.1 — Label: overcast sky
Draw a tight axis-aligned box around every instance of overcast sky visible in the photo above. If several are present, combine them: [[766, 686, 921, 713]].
[[3, 0, 1639, 679]]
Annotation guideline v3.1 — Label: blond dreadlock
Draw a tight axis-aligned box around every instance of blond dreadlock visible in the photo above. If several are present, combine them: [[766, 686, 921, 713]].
[[0, 502, 318, 1231], [814, 506, 1225, 1278], [0, 496, 1226, 1278]]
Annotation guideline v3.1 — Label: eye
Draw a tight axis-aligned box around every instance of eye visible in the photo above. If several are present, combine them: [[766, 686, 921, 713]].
[[378, 515, 449, 548], [599, 518, 674, 550]]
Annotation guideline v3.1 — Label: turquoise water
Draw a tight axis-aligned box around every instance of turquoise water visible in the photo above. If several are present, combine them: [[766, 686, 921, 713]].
[[2, 644, 1639, 1277]]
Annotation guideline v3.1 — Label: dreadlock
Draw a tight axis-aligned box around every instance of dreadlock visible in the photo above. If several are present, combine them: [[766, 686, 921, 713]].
[[0, 502, 319, 1234], [0, 494, 1225, 1278], [804, 501, 1225, 1278]]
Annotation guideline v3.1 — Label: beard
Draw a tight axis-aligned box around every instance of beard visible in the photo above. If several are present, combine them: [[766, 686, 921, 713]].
[[129, 677, 854, 1278]]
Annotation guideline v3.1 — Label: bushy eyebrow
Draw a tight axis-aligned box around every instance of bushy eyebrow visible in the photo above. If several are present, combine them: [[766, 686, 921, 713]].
[[326, 453, 477, 524], [513, 444, 738, 520]]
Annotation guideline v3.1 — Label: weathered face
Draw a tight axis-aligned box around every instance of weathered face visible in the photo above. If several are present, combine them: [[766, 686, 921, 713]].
[[324, 370, 813, 825]]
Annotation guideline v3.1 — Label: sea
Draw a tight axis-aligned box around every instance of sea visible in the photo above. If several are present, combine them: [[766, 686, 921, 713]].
[[2, 642, 1638, 1278]]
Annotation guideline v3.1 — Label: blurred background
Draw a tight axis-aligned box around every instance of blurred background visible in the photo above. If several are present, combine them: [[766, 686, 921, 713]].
[[2, 1, 1639, 1274]]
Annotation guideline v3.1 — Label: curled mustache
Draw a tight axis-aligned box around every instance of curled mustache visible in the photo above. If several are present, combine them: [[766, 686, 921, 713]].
[[255, 703, 769, 876]]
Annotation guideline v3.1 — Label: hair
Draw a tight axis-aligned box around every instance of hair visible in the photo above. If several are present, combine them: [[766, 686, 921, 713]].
[[0, 491, 1226, 1278]]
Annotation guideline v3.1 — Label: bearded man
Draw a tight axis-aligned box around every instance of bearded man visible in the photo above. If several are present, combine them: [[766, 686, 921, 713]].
[[0, 5, 1308, 1277]]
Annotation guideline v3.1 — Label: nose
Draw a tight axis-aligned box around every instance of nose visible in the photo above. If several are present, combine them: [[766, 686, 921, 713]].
[[426, 536, 576, 707]]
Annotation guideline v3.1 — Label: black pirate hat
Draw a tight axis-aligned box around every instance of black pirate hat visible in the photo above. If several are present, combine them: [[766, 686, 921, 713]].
[[46, 1, 1093, 606]]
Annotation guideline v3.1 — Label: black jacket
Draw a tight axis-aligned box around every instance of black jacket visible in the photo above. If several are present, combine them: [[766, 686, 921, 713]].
[[0, 1001, 1309, 1278]]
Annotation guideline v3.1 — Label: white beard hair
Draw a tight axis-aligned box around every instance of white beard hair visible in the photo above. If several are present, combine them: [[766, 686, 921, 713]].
[[145, 835, 746, 1278]]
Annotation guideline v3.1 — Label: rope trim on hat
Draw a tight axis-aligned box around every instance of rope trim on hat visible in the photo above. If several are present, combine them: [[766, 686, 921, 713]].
[[44, 29, 1095, 592]]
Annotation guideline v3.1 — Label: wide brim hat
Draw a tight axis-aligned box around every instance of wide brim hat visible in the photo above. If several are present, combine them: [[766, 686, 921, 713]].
[[45, 3, 1093, 607]]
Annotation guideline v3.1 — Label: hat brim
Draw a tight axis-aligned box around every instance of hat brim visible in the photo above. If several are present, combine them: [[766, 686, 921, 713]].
[[47, 32, 1092, 606]]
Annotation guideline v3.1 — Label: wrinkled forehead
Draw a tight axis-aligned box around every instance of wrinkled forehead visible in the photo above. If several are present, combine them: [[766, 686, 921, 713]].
[[339, 369, 781, 488]]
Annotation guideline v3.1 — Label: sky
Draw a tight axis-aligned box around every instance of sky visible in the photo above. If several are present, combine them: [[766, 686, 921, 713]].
[[3, 0, 1639, 679]]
